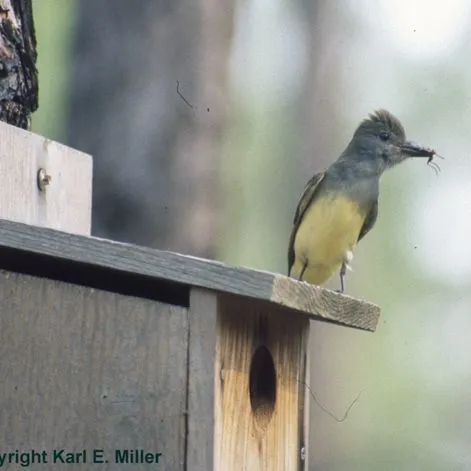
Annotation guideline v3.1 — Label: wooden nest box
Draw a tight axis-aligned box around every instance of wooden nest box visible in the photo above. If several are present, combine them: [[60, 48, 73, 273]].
[[0, 123, 380, 470]]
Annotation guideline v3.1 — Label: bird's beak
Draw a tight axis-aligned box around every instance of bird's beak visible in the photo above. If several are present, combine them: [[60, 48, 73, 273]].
[[399, 140, 434, 158]]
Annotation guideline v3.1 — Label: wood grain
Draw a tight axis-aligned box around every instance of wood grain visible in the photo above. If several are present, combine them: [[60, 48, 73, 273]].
[[271, 275, 380, 332], [215, 294, 310, 471], [0, 270, 188, 470], [0, 121, 92, 235], [0, 218, 380, 331], [187, 288, 218, 469]]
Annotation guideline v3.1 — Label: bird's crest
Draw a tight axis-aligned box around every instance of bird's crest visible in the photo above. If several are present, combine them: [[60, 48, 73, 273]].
[[366, 109, 405, 138]]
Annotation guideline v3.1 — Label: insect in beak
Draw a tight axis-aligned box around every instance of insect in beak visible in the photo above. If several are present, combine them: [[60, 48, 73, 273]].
[[427, 152, 444, 175], [399, 141, 444, 175]]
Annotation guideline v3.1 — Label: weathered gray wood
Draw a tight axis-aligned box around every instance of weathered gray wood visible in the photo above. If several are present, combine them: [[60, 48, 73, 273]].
[[0, 122, 92, 235], [0, 270, 188, 470], [0, 219, 380, 331], [187, 288, 217, 469], [271, 275, 379, 331]]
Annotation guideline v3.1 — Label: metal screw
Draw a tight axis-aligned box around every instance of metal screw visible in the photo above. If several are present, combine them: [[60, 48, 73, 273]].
[[37, 168, 51, 191]]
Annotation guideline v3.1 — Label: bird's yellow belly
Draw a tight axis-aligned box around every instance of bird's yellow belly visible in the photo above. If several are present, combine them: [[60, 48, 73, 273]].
[[292, 195, 365, 285]]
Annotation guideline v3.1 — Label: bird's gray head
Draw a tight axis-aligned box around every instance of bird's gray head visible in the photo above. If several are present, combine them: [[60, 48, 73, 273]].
[[343, 109, 432, 175]]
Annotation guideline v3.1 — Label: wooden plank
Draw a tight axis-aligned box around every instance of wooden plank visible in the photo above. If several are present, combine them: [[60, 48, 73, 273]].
[[187, 288, 218, 469], [215, 294, 310, 471], [0, 270, 188, 470], [271, 275, 379, 332], [0, 121, 92, 235], [300, 339, 310, 469], [0, 218, 380, 331]]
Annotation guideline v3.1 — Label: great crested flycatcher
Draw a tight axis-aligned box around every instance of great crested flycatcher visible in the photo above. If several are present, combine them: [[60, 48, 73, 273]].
[[288, 109, 437, 292]]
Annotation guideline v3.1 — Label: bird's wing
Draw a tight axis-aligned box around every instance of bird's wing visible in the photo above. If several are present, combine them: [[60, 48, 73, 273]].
[[288, 172, 326, 274], [357, 200, 378, 242]]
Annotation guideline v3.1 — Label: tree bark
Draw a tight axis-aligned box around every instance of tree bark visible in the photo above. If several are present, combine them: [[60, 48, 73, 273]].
[[67, 1, 235, 257], [0, 0, 37, 129]]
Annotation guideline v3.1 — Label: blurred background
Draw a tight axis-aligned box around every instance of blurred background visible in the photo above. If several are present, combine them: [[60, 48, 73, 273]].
[[33, 0, 471, 469]]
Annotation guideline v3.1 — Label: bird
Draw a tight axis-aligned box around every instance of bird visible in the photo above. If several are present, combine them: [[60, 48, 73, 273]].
[[288, 109, 436, 292]]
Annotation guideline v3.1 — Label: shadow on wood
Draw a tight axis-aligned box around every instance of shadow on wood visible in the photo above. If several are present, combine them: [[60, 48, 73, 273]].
[[0, 219, 379, 470]]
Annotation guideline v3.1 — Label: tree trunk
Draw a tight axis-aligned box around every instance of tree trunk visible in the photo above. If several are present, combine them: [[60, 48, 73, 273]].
[[0, 0, 37, 129], [67, 1, 236, 257]]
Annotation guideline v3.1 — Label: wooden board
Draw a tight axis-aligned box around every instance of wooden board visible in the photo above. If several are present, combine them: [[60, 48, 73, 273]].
[[0, 121, 92, 235], [186, 288, 218, 469], [0, 218, 380, 331], [0, 270, 188, 470], [214, 293, 310, 471], [271, 276, 379, 332]]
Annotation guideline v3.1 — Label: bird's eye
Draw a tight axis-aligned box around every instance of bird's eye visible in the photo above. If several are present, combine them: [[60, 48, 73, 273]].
[[379, 131, 390, 141]]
